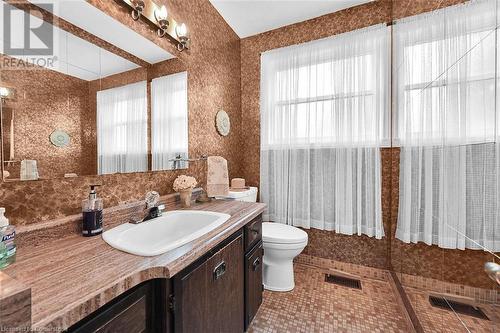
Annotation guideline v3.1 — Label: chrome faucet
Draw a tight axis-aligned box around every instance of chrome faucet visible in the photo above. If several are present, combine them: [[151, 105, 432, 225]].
[[128, 192, 165, 224], [128, 204, 165, 224], [143, 204, 166, 222]]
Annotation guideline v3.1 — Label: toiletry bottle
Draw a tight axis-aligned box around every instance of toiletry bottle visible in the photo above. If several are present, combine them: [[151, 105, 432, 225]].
[[0, 208, 16, 269], [82, 185, 103, 237]]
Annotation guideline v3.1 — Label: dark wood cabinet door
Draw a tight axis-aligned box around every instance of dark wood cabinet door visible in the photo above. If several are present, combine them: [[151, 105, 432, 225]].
[[207, 235, 244, 333], [68, 280, 166, 333], [245, 241, 263, 330], [173, 255, 210, 333], [94, 296, 148, 333], [174, 233, 244, 333]]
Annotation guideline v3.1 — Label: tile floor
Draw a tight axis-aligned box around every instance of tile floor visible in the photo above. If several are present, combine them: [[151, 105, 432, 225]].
[[405, 287, 500, 333], [248, 263, 412, 333], [247, 262, 500, 332]]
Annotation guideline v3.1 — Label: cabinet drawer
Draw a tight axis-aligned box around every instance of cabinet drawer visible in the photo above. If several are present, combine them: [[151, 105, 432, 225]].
[[244, 241, 263, 330], [244, 214, 262, 252]]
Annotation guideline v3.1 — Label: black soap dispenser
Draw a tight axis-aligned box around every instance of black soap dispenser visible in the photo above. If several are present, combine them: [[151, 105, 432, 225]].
[[82, 185, 103, 237]]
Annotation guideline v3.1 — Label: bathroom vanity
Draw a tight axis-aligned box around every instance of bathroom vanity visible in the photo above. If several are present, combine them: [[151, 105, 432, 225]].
[[70, 219, 263, 333], [0, 200, 265, 333]]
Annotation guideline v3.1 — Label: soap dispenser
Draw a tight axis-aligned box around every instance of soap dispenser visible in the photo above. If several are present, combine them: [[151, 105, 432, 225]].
[[82, 185, 103, 237]]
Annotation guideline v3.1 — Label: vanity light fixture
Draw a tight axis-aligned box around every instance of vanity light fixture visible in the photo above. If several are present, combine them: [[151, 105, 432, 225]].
[[130, 0, 145, 20], [175, 23, 189, 51], [119, 0, 190, 51], [0, 86, 15, 102], [155, 5, 169, 37]]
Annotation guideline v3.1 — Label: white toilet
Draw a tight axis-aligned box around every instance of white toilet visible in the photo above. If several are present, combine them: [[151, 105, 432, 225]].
[[216, 186, 308, 292], [262, 222, 308, 291]]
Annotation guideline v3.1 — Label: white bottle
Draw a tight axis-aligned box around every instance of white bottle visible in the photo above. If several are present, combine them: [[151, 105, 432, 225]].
[[0, 208, 16, 269]]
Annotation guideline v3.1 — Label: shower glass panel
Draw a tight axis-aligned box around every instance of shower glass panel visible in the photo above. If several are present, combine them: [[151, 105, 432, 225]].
[[391, 0, 499, 331], [438, 1, 498, 330]]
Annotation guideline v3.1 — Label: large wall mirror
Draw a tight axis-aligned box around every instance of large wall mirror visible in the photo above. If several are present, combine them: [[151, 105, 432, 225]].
[[0, 0, 188, 182]]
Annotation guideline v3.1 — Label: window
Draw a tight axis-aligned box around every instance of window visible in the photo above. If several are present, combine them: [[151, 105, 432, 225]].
[[97, 81, 148, 175], [394, 0, 500, 252], [260, 24, 389, 238], [393, 1, 497, 146], [151, 71, 188, 171], [262, 33, 390, 149]]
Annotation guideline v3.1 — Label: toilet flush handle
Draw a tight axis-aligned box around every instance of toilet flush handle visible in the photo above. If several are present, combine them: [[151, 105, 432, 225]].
[[484, 262, 500, 285]]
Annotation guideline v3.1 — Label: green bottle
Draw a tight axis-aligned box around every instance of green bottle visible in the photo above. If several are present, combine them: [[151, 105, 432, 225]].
[[0, 208, 16, 269]]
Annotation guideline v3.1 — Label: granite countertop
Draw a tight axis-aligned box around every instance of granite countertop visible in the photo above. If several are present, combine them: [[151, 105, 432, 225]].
[[1, 200, 266, 331]]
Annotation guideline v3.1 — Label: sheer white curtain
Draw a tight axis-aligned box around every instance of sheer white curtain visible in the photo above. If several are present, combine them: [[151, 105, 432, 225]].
[[151, 72, 188, 170], [97, 81, 148, 174], [260, 24, 389, 239], [394, 0, 500, 251]]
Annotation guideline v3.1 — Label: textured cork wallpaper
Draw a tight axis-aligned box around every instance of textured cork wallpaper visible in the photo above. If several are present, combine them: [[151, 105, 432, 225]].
[[0, 0, 242, 225], [1, 0, 495, 290], [0, 55, 95, 179]]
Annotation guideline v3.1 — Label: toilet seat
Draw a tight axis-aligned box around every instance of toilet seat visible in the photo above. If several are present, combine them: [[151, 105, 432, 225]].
[[262, 222, 308, 245], [263, 240, 308, 250]]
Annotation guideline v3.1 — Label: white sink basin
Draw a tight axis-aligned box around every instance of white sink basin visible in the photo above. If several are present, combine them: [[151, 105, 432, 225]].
[[102, 210, 231, 256]]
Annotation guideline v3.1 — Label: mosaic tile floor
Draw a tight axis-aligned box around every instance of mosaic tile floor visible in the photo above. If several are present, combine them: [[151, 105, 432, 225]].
[[248, 263, 412, 333], [404, 287, 500, 333]]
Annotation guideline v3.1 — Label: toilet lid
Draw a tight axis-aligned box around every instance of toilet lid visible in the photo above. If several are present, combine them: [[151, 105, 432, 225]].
[[262, 222, 308, 244]]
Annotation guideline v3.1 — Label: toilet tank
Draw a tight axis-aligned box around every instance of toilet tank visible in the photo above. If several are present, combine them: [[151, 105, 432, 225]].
[[216, 187, 258, 202]]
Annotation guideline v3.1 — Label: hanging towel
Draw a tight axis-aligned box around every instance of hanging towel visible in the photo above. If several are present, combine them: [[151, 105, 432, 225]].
[[206, 156, 229, 197], [20, 160, 39, 180]]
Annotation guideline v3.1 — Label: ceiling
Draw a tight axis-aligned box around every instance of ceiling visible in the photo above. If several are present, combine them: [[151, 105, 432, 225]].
[[209, 0, 374, 38]]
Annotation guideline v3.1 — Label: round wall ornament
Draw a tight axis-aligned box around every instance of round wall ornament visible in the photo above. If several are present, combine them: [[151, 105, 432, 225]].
[[216, 110, 230, 136], [50, 130, 70, 148]]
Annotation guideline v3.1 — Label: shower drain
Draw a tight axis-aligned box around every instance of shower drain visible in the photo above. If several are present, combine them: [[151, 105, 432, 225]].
[[324, 274, 362, 289], [429, 296, 489, 320]]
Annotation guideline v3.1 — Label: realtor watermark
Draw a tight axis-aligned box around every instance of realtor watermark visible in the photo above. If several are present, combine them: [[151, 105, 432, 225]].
[[2, 2, 57, 70], [2, 55, 57, 68]]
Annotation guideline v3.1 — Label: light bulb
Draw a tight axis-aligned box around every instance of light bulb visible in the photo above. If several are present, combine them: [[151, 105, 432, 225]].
[[0, 87, 9, 98], [176, 23, 187, 38], [155, 5, 168, 22]]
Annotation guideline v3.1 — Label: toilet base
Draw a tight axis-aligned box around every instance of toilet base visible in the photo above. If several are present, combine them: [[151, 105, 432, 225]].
[[263, 259, 295, 292], [263, 283, 295, 292]]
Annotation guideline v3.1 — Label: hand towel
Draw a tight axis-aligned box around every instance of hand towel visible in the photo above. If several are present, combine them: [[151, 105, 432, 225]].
[[20, 160, 39, 180], [206, 156, 229, 197]]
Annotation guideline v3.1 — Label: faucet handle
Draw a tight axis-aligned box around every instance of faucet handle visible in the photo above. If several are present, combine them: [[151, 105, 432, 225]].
[[157, 204, 166, 216], [145, 191, 160, 208]]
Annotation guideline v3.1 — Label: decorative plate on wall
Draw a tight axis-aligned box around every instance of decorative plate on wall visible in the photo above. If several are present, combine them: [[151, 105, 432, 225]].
[[216, 110, 230, 136], [50, 130, 70, 148]]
